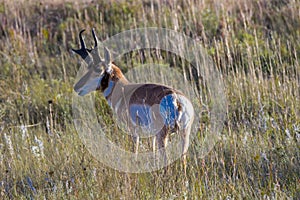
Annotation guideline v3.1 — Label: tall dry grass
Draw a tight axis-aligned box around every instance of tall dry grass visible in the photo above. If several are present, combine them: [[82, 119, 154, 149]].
[[0, 0, 299, 199]]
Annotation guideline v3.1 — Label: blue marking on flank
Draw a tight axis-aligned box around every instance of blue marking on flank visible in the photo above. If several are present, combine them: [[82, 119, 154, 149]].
[[129, 94, 179, 128], [129, 104, 152, 126], [159, 95, 178, 127]]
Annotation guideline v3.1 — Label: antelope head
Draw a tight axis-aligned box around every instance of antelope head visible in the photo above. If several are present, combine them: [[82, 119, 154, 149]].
[[73, 29, 116, 96]]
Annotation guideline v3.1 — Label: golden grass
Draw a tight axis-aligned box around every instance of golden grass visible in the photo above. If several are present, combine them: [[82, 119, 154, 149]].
[[0, 0, 299, 199]]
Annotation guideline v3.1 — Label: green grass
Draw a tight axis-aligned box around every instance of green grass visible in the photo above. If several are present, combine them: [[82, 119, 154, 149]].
[[0, 0, 299, 199]]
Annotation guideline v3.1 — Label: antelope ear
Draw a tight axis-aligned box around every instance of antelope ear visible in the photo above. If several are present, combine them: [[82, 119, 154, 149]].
[[104, 47, 112, 73], [104, 47, 111, 64]]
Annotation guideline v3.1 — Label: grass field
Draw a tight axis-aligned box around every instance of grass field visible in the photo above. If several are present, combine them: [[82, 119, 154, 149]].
[[0, 0, 299, 199]]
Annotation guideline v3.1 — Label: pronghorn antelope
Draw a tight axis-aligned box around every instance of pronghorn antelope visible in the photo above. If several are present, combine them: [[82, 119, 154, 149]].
[[72, 29, 194, 172]]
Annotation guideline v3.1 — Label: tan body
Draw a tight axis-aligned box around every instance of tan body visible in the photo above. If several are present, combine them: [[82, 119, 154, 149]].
[[73, 29, 194, 173]]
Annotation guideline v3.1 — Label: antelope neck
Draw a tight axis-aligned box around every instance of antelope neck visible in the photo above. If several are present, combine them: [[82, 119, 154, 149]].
[[103, 69, 129, 108]]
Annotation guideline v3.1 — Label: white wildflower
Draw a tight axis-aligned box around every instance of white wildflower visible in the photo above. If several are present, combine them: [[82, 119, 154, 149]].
[[285, 129, 292, 143], [4, 133, 14, 156], [31, 136, 44, 158], [20, 125, 28, 140]]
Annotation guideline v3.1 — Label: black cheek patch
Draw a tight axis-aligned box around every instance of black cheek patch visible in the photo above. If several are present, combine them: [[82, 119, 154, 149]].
[[100, 72, 110, 92]]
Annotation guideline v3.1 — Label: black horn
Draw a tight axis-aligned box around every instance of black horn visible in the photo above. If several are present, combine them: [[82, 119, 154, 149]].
[[72, 29, 92, 64], [90, 28, 102, 65], [92, 28, 98, 47]]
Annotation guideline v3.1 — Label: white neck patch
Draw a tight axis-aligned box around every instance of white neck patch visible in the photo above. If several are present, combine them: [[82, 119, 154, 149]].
[[106, 64, 113, 74]]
